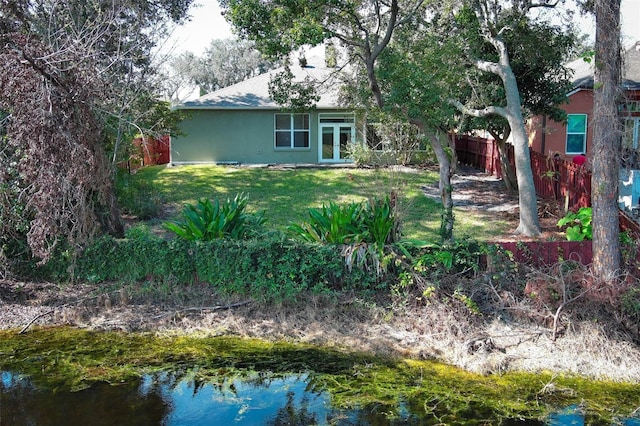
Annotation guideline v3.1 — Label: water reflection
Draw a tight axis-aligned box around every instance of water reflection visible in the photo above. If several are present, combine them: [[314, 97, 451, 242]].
[[1, 371, 168, 425], [1, 371, 638, 425]]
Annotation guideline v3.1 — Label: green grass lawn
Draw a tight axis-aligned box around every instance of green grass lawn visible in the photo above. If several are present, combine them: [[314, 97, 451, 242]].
[[129, 165, 511, 242]]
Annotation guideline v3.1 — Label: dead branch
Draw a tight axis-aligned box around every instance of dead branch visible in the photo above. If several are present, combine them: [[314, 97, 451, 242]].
[[18, 310, 55, 335], [150, 300, 253, 320]]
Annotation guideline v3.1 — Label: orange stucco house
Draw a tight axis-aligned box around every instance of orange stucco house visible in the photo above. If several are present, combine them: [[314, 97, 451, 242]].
[[528, 41, 640, 162]]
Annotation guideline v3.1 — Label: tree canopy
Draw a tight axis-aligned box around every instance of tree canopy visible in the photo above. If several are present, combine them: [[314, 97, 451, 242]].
[[0, 0, 193, 265]]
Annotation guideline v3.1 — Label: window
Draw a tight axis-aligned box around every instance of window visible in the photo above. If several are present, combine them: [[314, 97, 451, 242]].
[[566, 114, 587, 154], [275, 114, 309, 149], [366, 124, 383, 150]]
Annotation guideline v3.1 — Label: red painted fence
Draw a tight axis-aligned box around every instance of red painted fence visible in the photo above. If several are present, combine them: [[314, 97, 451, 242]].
[[454, 135, 591, 211], [454, 134, 640, 266], [120, 135, 171, 173]]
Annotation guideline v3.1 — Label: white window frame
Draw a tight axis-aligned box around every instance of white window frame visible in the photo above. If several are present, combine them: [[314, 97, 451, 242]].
[[274, 113, 310, 149], [566, 113, 588, 155], [623, 117, 640, 149]]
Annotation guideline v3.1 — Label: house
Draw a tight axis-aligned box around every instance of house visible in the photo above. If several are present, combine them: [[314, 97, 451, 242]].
[[528, 41, 640, 160], [527, 41, 640, 212], [170, 54, 361, 165]]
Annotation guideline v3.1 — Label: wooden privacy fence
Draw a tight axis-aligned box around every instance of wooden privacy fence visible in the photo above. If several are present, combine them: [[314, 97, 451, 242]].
[[491, 241, 593, 268], [120, 135, 171, 172], [454, 134, 640, 266], [454, 135, 591, 211]]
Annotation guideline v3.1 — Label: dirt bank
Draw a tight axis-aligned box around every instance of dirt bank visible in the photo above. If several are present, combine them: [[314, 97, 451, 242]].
[[2, 275, 640, 383]]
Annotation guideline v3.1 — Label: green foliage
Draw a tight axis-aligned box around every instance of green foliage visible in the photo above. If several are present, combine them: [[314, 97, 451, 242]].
[[163, 194, 266, 241], [71, 235, 378, 302], [268, 65, 320, 111], [557, 207, 592, 241], [409, 239, 486, 279], [621, 287, 640, 318], [0, 144, 30, 268], [345, 143, 374, 167], [115, 169, 164, 219], [288, 196, 398, 250]]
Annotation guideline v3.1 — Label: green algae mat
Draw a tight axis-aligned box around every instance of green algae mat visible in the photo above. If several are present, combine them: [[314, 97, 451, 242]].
[[1, 327, 639, 424]]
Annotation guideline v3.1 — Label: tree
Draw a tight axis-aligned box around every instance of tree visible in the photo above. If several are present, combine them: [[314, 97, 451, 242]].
[[445, 0, 574, 237], [591, 0, 622, 281], [455, 9, 577, 193], [0, 0, 193, 264], [221, 0, 460, 240], [159, 51, 202, 104], [198, 38, 277, 93], [364, 27, 464, 241], [159, 38, 278, 104]]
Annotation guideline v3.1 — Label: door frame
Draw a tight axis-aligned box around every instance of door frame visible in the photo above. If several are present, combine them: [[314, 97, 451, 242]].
[[317, 113, 356, 163]]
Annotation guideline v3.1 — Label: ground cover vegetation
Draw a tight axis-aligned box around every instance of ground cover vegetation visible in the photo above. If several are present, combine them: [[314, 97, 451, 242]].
[[21, 165, 639, 345], [18, 166, 506, 301]]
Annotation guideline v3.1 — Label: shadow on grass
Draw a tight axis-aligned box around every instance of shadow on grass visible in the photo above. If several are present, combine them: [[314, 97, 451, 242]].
[[128, 165, 509, 241]]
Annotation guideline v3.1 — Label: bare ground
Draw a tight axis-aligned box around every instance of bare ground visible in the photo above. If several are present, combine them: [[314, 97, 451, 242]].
[[2, 168, 640, 382]]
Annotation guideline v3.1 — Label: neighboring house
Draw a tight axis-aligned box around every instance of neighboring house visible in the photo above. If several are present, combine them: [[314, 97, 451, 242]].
[[528, 41, 640, 160], [170, 55, 360, 165], [528, 41, 640, 212]]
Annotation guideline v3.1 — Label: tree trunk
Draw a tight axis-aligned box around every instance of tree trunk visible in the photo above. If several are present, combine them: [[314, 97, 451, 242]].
[[470, 2, 541, 237], [503, 72, 541, 236], [496, 138, 517, 193], [489, 129, 518, 193], [592, 0, 622, 281], [428, 131, 454, 242]]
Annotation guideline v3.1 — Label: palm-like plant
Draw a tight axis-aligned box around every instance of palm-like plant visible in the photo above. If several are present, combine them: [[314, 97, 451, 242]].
[[163, 193, 266, 241]]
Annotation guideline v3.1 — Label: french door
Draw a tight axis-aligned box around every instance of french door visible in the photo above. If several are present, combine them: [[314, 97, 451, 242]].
[[318, 113, 356, 163]]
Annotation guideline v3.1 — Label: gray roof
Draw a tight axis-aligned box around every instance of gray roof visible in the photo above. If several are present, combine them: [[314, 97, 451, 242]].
[[177, 56, 343, 110], [569, 41, 640, 90]]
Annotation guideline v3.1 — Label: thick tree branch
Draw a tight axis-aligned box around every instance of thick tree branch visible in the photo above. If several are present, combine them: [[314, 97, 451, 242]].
[[449, 98, 507, 119]]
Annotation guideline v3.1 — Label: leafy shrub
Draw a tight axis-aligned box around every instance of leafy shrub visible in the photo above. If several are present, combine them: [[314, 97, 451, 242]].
[[163, 193, 266, 241], [72, 236, 379, 301], [410, 239, 486, 278], [115, 169, 163, 219], [557, 207, 592, 241], [345, 142, 374, 167], [288, 196, 398, 249]]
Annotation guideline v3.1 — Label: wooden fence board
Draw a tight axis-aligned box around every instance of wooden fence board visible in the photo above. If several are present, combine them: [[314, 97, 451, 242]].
[[492, 241, 593, 267]]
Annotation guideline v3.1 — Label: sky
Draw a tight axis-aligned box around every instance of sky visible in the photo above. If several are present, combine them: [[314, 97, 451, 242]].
[[167, 0, 640, 56]]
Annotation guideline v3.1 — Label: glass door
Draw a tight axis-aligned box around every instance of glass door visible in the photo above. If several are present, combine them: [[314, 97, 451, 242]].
[[320, 124, 353, 162]]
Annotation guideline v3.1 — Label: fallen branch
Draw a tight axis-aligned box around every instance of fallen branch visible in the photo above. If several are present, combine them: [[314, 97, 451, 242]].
[[150, 300, 252, 320], [17, 291, 111, 335], [18, 309, 55, 335]]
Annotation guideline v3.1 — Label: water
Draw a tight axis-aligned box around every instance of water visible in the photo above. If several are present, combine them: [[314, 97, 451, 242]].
[[1, 371, 415, 425], [3, 370, 638, 425]]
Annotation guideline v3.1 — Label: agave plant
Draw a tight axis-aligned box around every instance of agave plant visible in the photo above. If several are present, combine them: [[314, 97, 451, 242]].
[[163, 193, 266, 241]]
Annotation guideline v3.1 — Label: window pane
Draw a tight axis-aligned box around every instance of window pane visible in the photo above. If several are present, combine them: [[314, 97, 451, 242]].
[[366, 125, 382, 150], [567, 114, 586, 133], [320, 114, 355, 124], [275, 132, 291, 147], [623, 119, 638, 149], [293, 131, 309, 148], [293, 114, 309, 130], [566, 134, 585, 154], [275, 114, 290, 130]]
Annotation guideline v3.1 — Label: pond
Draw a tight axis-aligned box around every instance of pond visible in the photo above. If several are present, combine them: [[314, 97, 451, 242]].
[[4, 370, 640, 425], [1, 328, 639, 425]]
